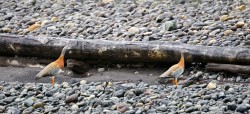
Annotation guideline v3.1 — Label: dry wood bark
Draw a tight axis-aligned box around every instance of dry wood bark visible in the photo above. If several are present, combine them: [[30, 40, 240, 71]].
[[205, 63, 250, 74], [0, 34, 250, 64]]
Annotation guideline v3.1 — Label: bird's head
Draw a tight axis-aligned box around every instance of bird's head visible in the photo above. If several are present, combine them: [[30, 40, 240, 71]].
[[181, 49, 188, 57], [61, 46, 72, 56], [63, 46, 71, 50]]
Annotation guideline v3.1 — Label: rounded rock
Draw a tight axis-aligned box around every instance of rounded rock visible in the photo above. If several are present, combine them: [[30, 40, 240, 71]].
[[71, 104, 79, 111]]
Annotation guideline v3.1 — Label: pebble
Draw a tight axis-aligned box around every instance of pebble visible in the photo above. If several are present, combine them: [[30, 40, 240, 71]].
[[224, 30, 233, 36], [71, 104, 79, 110], [0, 0, 246, 48], [64, 23, 75, 29], [61, 82, 69, 88], [163, 21, 176, 31], [236, 103, 249, 113], [1, 28, 11, 33], [208, 39, 217, 44], [117, 103, 129, 113], [80, 80, 87, 85], [33, 102, 45, 109], [220, 15, 230, 21], [156, 104, 168, 111], [65, 94, 79, 103], [235, 21, 245, 28], [51, 17, 59, 21], [0, 80, 248, 113], [0, 106, 5, 113], [41, 20, 51, 26], [128, 27, 140, 36], [227, 102, 237, 111], [207, 80, 218, 89], [28, 24, 41, 31], [98, 68, 105, 72], [47, 26, 57, 31], [23, 98, 34, 107], [236, 5, 246, 11], [3, 97, 16, 103], [22, 107, 33, 114]]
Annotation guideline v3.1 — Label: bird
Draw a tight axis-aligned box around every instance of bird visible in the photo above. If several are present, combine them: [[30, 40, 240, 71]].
[[35, 46, 71, 85], [159, 51, 187, 86]]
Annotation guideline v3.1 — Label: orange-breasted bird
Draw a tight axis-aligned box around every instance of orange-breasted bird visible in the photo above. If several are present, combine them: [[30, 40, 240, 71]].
[[35, 46, 71, 85], [159, 51, 187, 86]]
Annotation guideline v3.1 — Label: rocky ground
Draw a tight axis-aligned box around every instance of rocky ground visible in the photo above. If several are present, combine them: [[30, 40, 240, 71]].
[[0, 0, 250, 47], [1, 78, 250, 114], [0, 0, 250, 113], [0, 66, 250, 114]]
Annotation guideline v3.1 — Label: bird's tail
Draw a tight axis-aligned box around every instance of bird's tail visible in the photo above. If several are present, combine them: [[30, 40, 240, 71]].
[[35, 75, 41, 80], [159, 70, 172, 78], [35, 71, 43, 80]]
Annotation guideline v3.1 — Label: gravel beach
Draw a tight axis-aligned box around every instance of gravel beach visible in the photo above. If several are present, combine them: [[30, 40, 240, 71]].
[[0, 0, 250, 47], [0, 0, 250, 113], [1, 80, 250, 114]]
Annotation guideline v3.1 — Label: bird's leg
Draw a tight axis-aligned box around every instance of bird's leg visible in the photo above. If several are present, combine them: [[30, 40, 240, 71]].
[[171, 79, 175, 84], [175, 78, 178, 86], [51, 76, 55, 86]]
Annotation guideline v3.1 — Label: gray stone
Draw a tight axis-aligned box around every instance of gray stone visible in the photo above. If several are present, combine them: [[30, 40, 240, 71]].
[[218, 92, 226, 99], [7, 107, 20, 114], [71, 104, 79, 110], [24, 98, 34, 107], [22, 107, 33, 114], [207, 80, 218, 89], [162, 21, 176, 31], [236, 103, 249, 113], [209, 106, 220, 111], [65, 94, 79, 103], [0, 21, 4, 28], [0, 105, 5, 113], [135, 109, 142, 114], [117, 103, 129, 113], [156, 104, 168, 111], [114, 89, 125, 97], [0, 94, 5, 100], [45, 90, 54, 97], [185, 106, 198, 113], [124, 90, 136, 99], [54, 92, 66, 100], [98, 68, 105, 72], [33, 102, 45, 109], [128, 27, 140, 36], [25, 0, 36, 5], [101, 100, 114, 107], [227, 102, 237, 111], [236, 76, 242, 82], [3, 13, 14, 20], [156, 14, 165, 23], [3, 96, 16, 103], [124, 109, 136, 114]]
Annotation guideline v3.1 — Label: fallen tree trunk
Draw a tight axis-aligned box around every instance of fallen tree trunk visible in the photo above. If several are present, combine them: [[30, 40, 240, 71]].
[[0, 34, 249, 64], [205, 63, 250, 74]]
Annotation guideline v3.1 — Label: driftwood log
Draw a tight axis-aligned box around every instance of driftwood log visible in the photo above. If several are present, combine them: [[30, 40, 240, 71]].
[[0, 34, 250, 64], [205, 63, 250, 74]]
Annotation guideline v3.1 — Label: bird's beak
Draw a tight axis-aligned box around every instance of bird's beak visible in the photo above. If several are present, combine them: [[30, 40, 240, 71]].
[[63, 46, 71, 50]]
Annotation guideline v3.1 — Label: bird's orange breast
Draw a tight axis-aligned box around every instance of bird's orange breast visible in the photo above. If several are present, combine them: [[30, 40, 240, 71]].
[[54, 56, 64, 69]]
